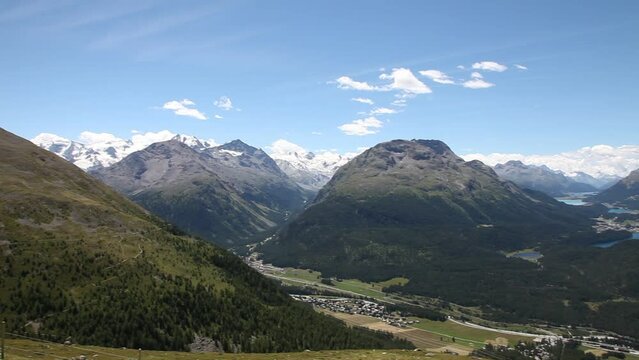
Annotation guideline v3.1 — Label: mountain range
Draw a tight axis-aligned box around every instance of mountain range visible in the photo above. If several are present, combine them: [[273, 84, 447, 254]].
[[32, 132, 217, 170], [494, 160, 598, 196], [91, 139, 311, 247], [33, 133, 349, 191], [0, 128, 411, 352], [34, 132, 630, 198], [261, 139, 639, 338]]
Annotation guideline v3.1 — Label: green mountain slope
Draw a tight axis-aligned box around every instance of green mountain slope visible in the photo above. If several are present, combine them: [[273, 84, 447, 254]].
[[261, 139, 639, 338], [590, 168, 639, 209], [0, 128, 411, 352], [92, 139, 310, 247]]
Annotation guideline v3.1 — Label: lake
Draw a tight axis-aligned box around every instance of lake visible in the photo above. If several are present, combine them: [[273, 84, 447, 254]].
[[507, 250, 543, 261], [608, 207, 636, 214], [554, 192, 596, 206], [557, 198, 587, 206], [594, 233, 639, 248]]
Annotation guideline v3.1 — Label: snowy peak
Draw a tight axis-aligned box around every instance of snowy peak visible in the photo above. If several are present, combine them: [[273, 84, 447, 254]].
[[172, 134, 217, 151], [31, 133, 72, 148], [32, 131, 217, 170], [267, 140, 355, 191]]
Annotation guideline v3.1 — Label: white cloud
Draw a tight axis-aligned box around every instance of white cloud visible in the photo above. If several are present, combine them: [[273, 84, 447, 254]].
[[379, 68, 431, 94], [515, 64, 528, 70], [463, 78, 495, 89], [456, 65, 465, 70], [338, 117, 383, 136], [214, 96, 233, 111], [462, 144, 639, 178], [471, 72, 483, 79], [419, 69, 455, 84], [130, 130, 179, 150], [472, 61, 508, 72], [79, 131, 125, 145], [269, 139, 308, 156], [214, 114, 223, 119], [370, 107, 397, 115], [311, 131, 323, 135], [391, 99, 407, 107], [351, 97, 374, 105], [336, 68, 431, 95], [336, 76, 381, 91], [162, 99, 207, 120]]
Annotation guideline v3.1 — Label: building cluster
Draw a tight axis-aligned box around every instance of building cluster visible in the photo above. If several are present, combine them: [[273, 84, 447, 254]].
[[593, 216, 639, 233], [291, 295, 419, 328], [243, 253, 283, 274]]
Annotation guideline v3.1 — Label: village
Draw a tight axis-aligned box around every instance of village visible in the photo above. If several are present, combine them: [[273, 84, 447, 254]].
[[290, 295, 418, 328], [593, 215, 639, 233]]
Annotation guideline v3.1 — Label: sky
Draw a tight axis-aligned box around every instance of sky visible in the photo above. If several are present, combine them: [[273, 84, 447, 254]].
[[1, 0, 638, 161]]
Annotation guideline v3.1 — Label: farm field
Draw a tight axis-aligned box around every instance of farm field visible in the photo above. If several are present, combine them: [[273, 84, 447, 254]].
[[279, 268, 408, 300], [4, 339, 464, 360], [322, 310, 473, 355], [409, 318, 533, 347]]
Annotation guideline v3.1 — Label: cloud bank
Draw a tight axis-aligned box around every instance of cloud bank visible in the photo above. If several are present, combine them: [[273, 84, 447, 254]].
[[462, 144, 639, 177]]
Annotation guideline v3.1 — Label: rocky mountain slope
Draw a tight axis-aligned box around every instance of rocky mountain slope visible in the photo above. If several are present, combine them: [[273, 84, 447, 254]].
[[494, 160, 597, 196], [92, 139, 310, 246], [590, 168, 639, 209], [0, 128, 410, 352]]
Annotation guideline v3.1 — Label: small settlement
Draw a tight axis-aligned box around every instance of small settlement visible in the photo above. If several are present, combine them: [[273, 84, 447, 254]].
[[290, 295, 419, 328]]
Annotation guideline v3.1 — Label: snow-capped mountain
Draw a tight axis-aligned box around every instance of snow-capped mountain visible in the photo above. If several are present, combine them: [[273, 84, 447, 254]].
[[33, 133, 358, 191], [32, 131, 217, 170], [268, 140, 354, 191]]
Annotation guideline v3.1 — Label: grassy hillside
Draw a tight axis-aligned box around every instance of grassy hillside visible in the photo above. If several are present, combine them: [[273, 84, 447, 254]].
[[0, 128, 411, 352], [4, 339, 448, 360]]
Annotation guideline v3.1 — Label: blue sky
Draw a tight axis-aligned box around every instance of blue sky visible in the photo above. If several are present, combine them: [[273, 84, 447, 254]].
[[1, 0, 638, 155]]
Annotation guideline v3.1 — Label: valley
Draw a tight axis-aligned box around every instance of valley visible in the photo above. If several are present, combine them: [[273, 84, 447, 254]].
[[243, 252, 639, 356], [3, 2, 639, 359]]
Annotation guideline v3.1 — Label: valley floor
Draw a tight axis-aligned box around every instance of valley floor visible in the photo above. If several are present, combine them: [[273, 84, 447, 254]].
[[245, 256, 639, 355], [4, 339, 461, 360]]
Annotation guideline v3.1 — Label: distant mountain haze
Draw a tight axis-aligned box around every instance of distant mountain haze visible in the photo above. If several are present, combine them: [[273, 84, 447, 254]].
[[494, 160, 598, 196]]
